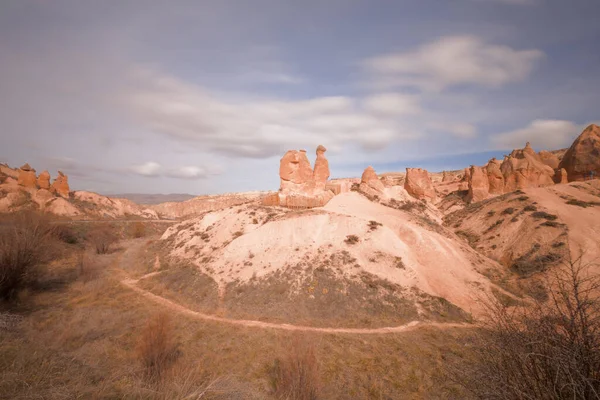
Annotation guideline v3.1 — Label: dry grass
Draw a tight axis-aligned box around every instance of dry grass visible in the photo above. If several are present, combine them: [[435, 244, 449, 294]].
[[271, 335, 321, 400], [136, 312, 181, 384], [131, 221, 146, 238]]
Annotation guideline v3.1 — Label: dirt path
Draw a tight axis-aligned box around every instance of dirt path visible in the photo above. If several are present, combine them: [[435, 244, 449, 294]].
[[121, 273, 472, 334]]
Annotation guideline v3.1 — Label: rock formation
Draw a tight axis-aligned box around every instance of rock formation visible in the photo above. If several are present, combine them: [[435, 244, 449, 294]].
[[313, 145, 330, 189], [359, 166, 385, 198], [538, 151, 560, 170], [486, 159, 505, 194], [467, 166, 490, 203], [50, 171, 70, 198], [404, 168, 436, 201], [37, 170, 51, 189], [264, 145, 336, 208], [442, 171, 454, 183], [558, 124, 600, 181], [17, 163, 37, 189], [554, 168, 569, 184]]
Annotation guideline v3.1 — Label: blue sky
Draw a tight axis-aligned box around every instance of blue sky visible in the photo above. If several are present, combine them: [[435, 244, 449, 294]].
[[0, 0, 598, 195]]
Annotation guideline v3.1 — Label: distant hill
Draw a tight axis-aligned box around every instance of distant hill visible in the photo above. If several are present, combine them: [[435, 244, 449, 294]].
[[110, 193, 197, 205]]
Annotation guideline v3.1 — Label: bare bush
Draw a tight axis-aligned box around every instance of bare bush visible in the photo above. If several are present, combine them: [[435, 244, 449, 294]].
[[88, 224, 117, 254], [136, 312, 180, 384], [0, 211, 55, 301], [451, 253, 600, 399], [271, 336, 321, 400], [51, 223, 79, 244], [77, 252, 103, 283]]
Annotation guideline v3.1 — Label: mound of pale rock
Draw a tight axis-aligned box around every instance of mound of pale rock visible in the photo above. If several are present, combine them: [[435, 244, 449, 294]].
[[404, 168, 436, 201]]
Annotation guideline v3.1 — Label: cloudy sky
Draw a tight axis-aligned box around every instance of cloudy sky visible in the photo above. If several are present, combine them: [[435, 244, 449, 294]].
[[1, 0, 599, 195]]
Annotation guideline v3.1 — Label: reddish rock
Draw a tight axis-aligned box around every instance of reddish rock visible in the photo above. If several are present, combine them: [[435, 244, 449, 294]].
[[558, 124, 600, 182], [50, 171, 70, 198], [404, 168, 436, 201], [538, 151, 560, 170], [18, 163, 37, 189], [486, 159, 505, 194], [261, 193, 280, 206], [38, 170, 51, 189], [360, 166, 385, 198], [279, 150, 314, 192], [501, 143, 555, 192], [442, 171, 454, 183], [313, 145, 330, 189], [461, 167, 471, 182], [554, 168, 569, 184], [467, 166, 490, 203]]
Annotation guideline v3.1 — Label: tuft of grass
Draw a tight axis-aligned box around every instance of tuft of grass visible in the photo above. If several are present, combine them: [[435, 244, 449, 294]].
[[88, 224, 118, 254], [501, 208, 516, 215], [523, 205, 537, 212], [368, 220, 382, 231], [136, 312, 181, 384], [270, 335, 320, 400], [131, 221, 146, 238], [566, 199, 600, 208]]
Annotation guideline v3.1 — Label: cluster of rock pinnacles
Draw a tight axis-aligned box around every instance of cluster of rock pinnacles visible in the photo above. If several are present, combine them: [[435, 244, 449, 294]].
[[16, 163, 70, 197], [262, 124, 600, 208]]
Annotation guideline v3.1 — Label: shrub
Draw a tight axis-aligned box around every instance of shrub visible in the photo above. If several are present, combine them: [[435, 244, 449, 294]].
[[136, 312, 180, 383], [0, 211, 55, 301], [51, 223, 79, 244], [131, 221, 146, 238], [77, 252, 102, 283], [523, 204, 537, 212], [566, 199, 600, 208], [500, 207, 515, 215], [271, 336, 320, 400], [88, 224, 117, 254], [368, 220, 382, 231], [531, 211, 558, 221], [344, 235, 360, 245], [450, 254, 600, 399]]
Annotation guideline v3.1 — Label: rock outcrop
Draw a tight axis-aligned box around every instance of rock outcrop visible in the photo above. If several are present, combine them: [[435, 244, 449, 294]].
[[50, 171, 70, 198], [442, 171, 454, 183], [558, 124, 600, 181], [264, 145, 336, 208], [313, 145, 330, 189], [17, 163, 37, 189], [37, 170, 51, 189], [359, 166, 385, 198], [538, 151, 560, 170], [404, 168, 436, 201], [486, 159, 505, 194], [554, 168, 569, 184], [467, 166, 490, 203]]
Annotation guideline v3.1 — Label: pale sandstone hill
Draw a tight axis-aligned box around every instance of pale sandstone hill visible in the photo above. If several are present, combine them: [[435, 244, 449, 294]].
[[158, 192, 506, 326], [149, 191, 267, 219]]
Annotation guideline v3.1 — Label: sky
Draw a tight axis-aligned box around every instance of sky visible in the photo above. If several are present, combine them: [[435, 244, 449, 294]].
[[1, 0, 599, 195]]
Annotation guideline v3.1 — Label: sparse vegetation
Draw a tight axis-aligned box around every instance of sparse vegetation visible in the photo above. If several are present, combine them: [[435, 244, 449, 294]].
[[368, 220, 382, 231], [451, 255, 600, 399], [566, 198, 600, 208], [523, 204, 537, 212], [456, 230, 480, 248], [500, 207, 515, 215], [232, 230, 244, 239], [344, 234, 360, 245], [131, 221, 146, 238]]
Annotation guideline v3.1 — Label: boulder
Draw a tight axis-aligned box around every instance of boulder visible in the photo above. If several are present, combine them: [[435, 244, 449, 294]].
[[313, 145, 330, 189], [467, 166, 490, 203], [558, 124, 600, 181], [38, 170, 51, 189], [50, 171, 70, 198], [404, 168, 436, 201]]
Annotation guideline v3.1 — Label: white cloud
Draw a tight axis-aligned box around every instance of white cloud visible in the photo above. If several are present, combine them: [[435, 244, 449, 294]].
[[125, 68, 422, 158], [166, 166, 213, 180], [364, 35, 544, 91], [129, 161, 162, 177], [491, 119, 590, 150], [362, 93, 421, 115]]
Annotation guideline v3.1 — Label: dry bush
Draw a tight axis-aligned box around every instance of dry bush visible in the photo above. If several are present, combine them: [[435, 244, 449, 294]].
[[344, 235, 360, 245], [131, 221, 146, 238], [271, 335, 321, 400], [88, 224, 117, 254], [76, 252, 103, 283], [0, 211, 55, 301], [51, 223, 79, 244], [450, 253, 600, 399], [136, 312, 180, 384]]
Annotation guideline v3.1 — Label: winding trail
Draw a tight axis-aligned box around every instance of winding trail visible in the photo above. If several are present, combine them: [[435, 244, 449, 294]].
[[121, 273, 472, 335]]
